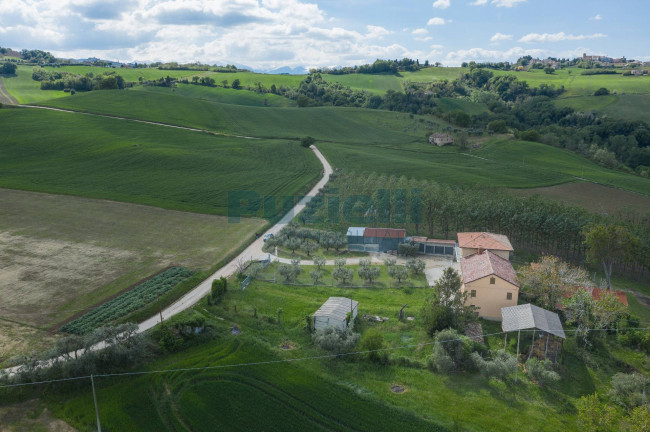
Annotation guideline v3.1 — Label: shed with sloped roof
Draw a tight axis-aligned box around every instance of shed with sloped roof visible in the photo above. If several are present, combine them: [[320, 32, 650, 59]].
[[313, 297, 359, 331], [501, 303, 565, 362]]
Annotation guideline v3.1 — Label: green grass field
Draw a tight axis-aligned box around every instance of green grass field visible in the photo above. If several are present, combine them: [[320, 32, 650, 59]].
[[434, 96, 489, 115], [556, 94, 650, 124], [1, 67, 69, 104], [134, 83, 295, 107], [318, 137, 650, 194], [0, 108, 321, 216], [322, 73, 404, 94], [36, 277, 650, 431], [513, 182, 650, 214], [39, 89, 429, 143]]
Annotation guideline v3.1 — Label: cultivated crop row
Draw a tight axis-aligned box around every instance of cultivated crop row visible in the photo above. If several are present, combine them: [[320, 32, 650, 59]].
[[61, 267, 194, 334]]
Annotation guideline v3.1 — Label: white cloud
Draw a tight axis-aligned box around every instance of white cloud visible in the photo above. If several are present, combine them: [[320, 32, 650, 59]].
[[427, 17, 446, 25], [416, 36, 433, 42], [490, 32, 513, 43], [591, 14, 602, 20], [432, 0, 450, 9], [365, 25, 392, 39], [519, 32, 607, 43], [446, 46, 546, 64], [491, 0, 526, 6], [470, 0, 524, 7], [0, 0, 423, 69], [412, 28, 429, 35]]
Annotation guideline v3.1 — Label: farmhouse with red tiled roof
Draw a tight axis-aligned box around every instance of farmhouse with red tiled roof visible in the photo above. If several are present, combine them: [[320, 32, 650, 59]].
[[461, 250, 519, 320], [457, 232, 513, 260]]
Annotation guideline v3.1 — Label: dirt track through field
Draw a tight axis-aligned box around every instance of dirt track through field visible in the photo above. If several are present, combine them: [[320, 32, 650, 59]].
[[19, 104, 260, 139], [0, 77, 18, 105]]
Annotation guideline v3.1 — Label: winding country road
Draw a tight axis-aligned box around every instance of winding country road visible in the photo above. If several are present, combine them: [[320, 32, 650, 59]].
[[138, 145, 332, 332], [3, 105, 332, 373]]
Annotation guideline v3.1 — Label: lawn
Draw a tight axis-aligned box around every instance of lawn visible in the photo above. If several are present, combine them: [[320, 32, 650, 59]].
[[0, 187, 266, 362], [33, 278, 650, 431], [0, 108, 321, 216]]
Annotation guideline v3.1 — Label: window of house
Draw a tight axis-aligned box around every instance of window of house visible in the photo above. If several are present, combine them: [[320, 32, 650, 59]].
[[507, 292, 512, 300], [470, 290, 476, 298], [490, 277, 495, 284]]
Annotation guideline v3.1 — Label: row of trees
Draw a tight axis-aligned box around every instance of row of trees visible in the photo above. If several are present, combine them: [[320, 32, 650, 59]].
[[301, 171, 650, 281], [32, 67, 127, 91], [310, 58, 425, 75]]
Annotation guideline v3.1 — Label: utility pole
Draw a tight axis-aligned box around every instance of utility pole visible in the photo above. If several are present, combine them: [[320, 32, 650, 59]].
[[91, 374, 102, 432], [157, 294, 164, 326], [514, 329, 521, 384]]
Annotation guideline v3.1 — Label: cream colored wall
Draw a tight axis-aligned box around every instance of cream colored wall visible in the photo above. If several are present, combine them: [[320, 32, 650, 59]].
[[461, 276, 519, 321], [460, 247, 510, 260]]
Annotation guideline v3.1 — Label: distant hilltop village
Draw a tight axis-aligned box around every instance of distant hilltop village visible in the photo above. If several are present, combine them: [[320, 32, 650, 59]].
[[581, 53, 630, 66]]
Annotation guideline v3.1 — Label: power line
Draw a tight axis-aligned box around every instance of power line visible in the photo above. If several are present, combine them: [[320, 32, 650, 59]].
[[2, 327, 647, 390]]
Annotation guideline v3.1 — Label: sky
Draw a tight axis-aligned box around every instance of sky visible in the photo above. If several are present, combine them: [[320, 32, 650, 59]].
[[0, 0, 648, 70]]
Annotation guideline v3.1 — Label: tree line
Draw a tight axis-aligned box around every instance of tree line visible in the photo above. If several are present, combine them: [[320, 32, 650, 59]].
[[32, 67, 127, 92], [299, 171, 650, 281], [310, 58, 426, 75]]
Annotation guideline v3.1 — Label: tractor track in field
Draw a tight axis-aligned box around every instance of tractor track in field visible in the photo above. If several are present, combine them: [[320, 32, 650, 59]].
[[17, 104, 261, 140], [0, 77, 18, 105]]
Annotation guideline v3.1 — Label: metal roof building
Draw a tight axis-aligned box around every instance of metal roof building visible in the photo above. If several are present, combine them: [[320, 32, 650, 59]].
[[346, 227, 406, 253], [313, 297, 359, 331], [501, 303, 565, 339]]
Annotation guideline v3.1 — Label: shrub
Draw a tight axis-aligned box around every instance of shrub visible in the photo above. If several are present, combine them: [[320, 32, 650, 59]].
[[487, 119, 508, 133], [406, 258, 425, 276], [211, 276, 227, 302], [300, 136, 316, 147], [429, 328, 482, 373], [594, 87, 610, 96], [471, 350, 516, 381], [313, 327, 360, 354], [398, 242, 418, 257], [428, 342, 454, 374], [609, 373, 650, 408], [525, 358, 560, 385], [360, 329, 386, 363]]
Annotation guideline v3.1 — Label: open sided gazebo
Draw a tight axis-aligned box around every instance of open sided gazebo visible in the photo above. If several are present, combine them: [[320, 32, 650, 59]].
[[501, 303, 566, 364]]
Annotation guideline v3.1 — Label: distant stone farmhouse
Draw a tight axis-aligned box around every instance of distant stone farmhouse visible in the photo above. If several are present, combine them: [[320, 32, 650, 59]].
[[429, 133, 454, 146]]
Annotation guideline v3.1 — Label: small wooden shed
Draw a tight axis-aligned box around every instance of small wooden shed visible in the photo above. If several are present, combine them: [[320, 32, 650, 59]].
[[313, 297, 358, 331]]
